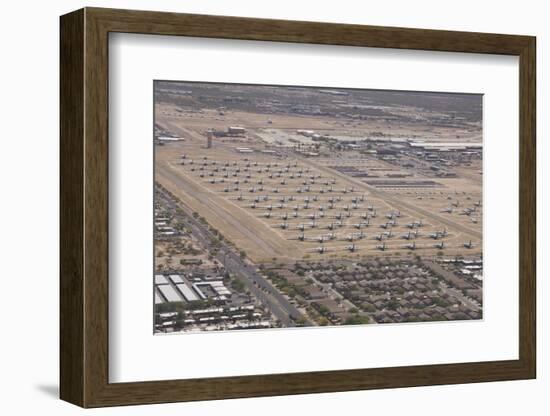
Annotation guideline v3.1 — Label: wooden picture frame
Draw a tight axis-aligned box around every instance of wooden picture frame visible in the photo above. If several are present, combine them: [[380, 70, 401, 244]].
[[60, 7, 536, 408]]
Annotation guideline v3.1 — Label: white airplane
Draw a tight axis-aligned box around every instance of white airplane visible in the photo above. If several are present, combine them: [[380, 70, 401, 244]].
[[376, 242, 387, 251], [289, 233, 306, 241], [331, 212, 349, 220], [311, 246, 328, 254], [404, 241, 417, 250], [460, 207, 476, 216], [280, 212, 298, 220], [374, 233, 385, 241], [440, 206, 453, 213], [308, 234, 333, 243], [345, 244, 358, 252], [464, 240, 474, 249], [385, 210, 401, 219], [434, 241, 445, 250], [353, 221, 369, 230], [343, 231, 366, 242], [429, 228, 447, 239], [401, 230, 418, 240], [406, 220, 423, 228], [261, 204, 277, 211], [325, 221, 343, 230]]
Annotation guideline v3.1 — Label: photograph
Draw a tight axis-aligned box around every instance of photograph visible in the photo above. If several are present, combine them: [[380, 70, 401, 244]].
[[153, 81, 484, 333], [49, 3, 538, 410]]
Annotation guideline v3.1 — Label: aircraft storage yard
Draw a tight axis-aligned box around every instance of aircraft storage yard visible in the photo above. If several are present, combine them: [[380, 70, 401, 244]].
[[153, 81, 483, 332]]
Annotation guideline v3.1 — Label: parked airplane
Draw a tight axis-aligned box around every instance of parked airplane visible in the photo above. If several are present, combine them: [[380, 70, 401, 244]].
[[406, 220, 423, 228], [280, 212, 298, 220], [404, 241, 417, 250], [345, 244, 358, 252], [311, 246, 328, 254], [374, 233, 385, 241], [376, 242, 387, 251], [309, 233, 336, 243], [352, 221, 369, 229], [342, 231, 366, 242], [401, 230, 418, 240], [325, 221, 343, 230], [289, 233, 306, 241], [385, 210, 401, 219], [382, 230, 394, 239], [429, 228, 447, 239]]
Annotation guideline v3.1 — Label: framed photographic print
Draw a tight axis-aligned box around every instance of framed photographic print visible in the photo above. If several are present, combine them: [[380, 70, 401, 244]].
[[60, 7, 536, 408]]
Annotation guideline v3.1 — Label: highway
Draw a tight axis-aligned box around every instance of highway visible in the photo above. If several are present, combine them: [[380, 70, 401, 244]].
[[157, 187, 307, 327]]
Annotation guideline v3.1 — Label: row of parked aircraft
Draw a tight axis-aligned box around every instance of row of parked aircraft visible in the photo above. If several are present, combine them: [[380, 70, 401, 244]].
[[307, 240, 475, 254]]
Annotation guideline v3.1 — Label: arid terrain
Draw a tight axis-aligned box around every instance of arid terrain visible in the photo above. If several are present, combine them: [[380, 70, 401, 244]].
[[153, 82, 483, 332]]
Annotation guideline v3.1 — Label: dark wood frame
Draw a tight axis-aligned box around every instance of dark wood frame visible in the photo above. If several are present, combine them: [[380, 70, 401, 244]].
[[60, 7, 536, 408]]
